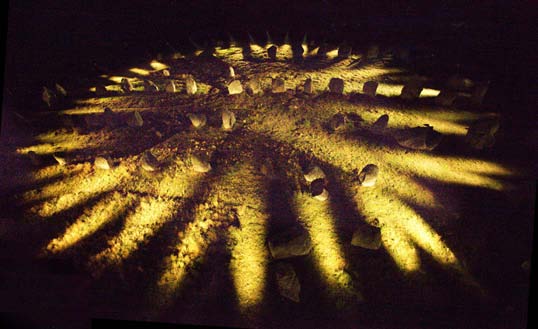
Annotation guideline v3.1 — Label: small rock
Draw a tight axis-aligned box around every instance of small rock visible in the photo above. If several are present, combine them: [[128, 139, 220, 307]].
[[357, 164, 379, 187], [465, 118, 500, 149], [292, 43, 305, 60], [222, 109, 236, 131], [94, 156, 113, 170], [95, 85, 107, 96], [303, 78, 313, 94], [191, 154, 212, 173], [228, 66, 235, 78], [141, 151, 160, 172], [52, 153, 68, 166], [272, 78, 286, 93], [275, 262, 301, 303], [162, 69, 171, 77], [328, 113, 346, 131], [42, 87, 54, 108], [185, 76, 197, 95], [328, 78, 344, 94], [395, 124, 443, 151], [311, 178, 329, 201], [470, 82, 489, 106], [363, 81, 378, 97], [186, 113, 207, 128], [372, 114, 389, 131], [245, 79, 262, 95], [400, 80, 423, 100], [268, 226, 313, 259], [27, 151, 41, 166], [55, 83, 67, 97], [121, 78, 133, 92], [351, 225, 382, 250], [268, 45, 278, 60], [227, 80, 243, 95], [435, 90, 458, 106], [127, 111, 144, 127], [303, 165, 326, 183], [165, 80, 177, 93], [144, 80, 159, 92], [366, 45, 379, 59]]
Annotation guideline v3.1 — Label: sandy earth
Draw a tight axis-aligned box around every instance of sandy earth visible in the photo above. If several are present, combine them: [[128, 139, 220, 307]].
[[0, 43, 535, 329]]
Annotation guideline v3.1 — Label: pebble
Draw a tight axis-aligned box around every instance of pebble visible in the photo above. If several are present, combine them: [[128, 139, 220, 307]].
[[186, 113, 207, 128], [185, 76, 197, 95], [328, 78, 344, 94], [127, 111, 144, 127], [165, 81, 177, 93], [272, 78, 286, 93], [121, 78, 133, 92], [357, 164, 379, 187], [191, 154, 212, 173], [94, 156, 112, 170], [222, 109, 236, 131], [227, 80, 243, 95], [363, 81, 378, 97]]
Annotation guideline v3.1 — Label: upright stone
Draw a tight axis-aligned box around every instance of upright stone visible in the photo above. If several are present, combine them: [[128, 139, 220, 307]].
[[303, 165, 325, 183], [121, 78, 133, 92], [268, 45, 278, 60], [400, 80, 423, 100], [357, 164, 379, 187], [165, 80, 177, 93], [465, 118, 499, 149], [303, 78, 313, 94], [338, 44, 352, 58], [144, 80, 159, 92], [52, 153, 68, 166], [127, 111, 144, 127], [328, 78, 344, 94], [221, 110, 236, 131], [395, 125, 443, 151], [95, 85, 107, 96], [367, 45, 379, 60], [94, 156, 113, 170], [311, 178, 329, 201], [42, 87, 53, 108], [191, 154, 212, 173], [268, 226, 313, 259], [228, 66, 235, 78], [328, 113, 346, 132], [141, 151, 160, 172], [162, 69, 171, 77], [227, 80, 243, 95], [351, 225, 382, 250], [435, 90, 458, 106], [372, 114, 389, 131], [470, 82, 489, 106], [275, 262, 301, 302], [363, 81, 378, 97], [55, 83, 67, 97], [185, 76, 197, 95], [245, 79, 262, 95], [186, 113, 207, 128], [272, 78, 286, 93]]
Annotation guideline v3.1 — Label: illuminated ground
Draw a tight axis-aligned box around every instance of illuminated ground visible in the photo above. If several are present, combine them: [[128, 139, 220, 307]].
[[0, 40, 534, 329]]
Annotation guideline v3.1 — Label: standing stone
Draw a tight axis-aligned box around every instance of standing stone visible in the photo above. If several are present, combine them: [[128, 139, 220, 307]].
[[338, 44, 352, 58], [103, 107, 120, 129], [127, 111, 144, 127], [144, 80, 159, 92], [465, 118, 500, 149], [328, 113, 346, 132], [141, 151, 160, 172], [446, 75, 474, 91], [185, 76, 197, 95], [272, 78, 286, 93], [366, 45, 379, 59], [351, 225, 382, 250], [311, 178, 329, 201], [222, 110, 236, 131], [303, 165, 326, 183], [121, 78, 133, 92], [328, 78, 344, 94], [303, 78, 313, 94], [470, 82, 489, 106], [228, 66, 235, 78], [363, 81, 378, 97], [52, 153, 68, 166], [435, 90, 458, 106], [55, 83, 67, 97], [162, 69, 171, 77], [186, 113, 207, 128], [292, 43, 305, 60], [190, 154, 212, 173], [275, 262, 301, 302], [268, 226, 312, 259], [94, 156, 113, 170], [245, 79, 262, 95], [357, 164, 379, 187], [372, 114, 389, 131], [227, 80, 243, 95], [395, 124, 443, 151], [268, 45, 278, 60], [400, 80, 423, 100], [42, 87, 54, 108], [165, 80, 177, 93]]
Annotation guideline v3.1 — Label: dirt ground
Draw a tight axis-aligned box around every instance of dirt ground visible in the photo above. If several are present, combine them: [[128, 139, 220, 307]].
[[0, 41, 535, 329]]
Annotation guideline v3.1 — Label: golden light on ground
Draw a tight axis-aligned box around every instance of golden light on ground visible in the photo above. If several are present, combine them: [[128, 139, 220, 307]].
[[326, 49, 339, 59], [17, 131, 95, 155], [419, 88, 441, 98], [294, 193, 361, 299], [107, 76, 126, 84], [279, 44, 293, 59], [89, 196, 178, 273], [150, 60, 169, 71], [381, 225, 421, 272], [249, 43, 265, 53], [22, 164, 129, 217], [45, 192, 135, 253], [376, 83, 404, 97], [308, 46, 319, 56], [129, 68, 151, 76]]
